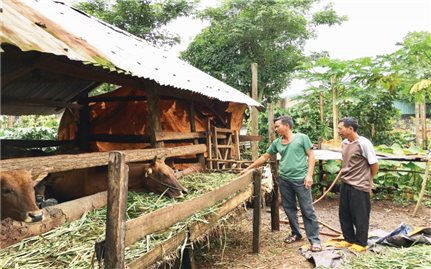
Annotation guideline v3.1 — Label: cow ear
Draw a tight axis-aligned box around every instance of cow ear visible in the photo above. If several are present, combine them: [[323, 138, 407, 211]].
[[144, 168, 153, 178]]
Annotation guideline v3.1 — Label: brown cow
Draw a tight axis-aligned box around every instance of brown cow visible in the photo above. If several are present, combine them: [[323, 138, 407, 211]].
[[1, 170, 43, 222], [38, 156, 188, 202]]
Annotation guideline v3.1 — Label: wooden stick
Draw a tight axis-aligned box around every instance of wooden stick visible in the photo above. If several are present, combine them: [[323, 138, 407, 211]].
[[413, 158, 430, 216]]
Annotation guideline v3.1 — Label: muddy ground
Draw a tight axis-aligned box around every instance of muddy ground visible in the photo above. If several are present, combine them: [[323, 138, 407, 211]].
[[193, 197, 431, 269]]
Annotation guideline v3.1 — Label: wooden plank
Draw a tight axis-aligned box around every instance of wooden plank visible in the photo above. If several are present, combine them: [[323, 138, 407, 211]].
[[105, 152, 128, 269], [217, 145, 234, 149], [206, 159, 253, 163], [127, 230, 187, 269], [214, 127, 234, 133], [0, 144, 207, 177], [189, 188, 253, 242], [154, 131, 203, 141], [128, 188, 253, 269], [252, 170, 262, 253], [239, 135, 263, 142], [124, 172, 253, 247]]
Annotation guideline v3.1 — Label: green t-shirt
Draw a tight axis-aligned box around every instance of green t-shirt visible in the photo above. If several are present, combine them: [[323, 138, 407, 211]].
[[266, 133, 312, 181]]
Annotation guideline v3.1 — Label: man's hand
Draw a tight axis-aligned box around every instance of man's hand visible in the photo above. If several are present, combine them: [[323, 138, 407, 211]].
[[239, 168, 251, 175], [304, 175, 313, 189]]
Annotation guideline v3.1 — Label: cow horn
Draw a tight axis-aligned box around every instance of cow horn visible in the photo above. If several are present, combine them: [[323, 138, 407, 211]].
[[144, 168, 153, 178]]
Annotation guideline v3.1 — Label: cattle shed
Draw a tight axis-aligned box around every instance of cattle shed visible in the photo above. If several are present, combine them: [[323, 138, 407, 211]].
[[1, 1, 265, 267], [1, 0, 262, 162]]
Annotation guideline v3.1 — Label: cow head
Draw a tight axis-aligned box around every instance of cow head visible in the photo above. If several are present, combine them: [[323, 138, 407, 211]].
[[141, 155, 188, 198], [1, 170, 43, 222]]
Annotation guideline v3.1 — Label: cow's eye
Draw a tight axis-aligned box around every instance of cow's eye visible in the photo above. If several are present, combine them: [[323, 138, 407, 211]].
[[1, 188, 14, 195]]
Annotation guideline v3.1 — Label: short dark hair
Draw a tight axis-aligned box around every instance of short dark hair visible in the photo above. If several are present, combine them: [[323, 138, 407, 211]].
[[339, 117, 359, 131], [274, 115, 293, 128]]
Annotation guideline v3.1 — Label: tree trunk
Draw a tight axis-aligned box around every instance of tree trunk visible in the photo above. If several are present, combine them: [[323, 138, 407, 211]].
[[415, 102, 421, 146], [331, 76, 339, 141], [420, 99, 427, 148]]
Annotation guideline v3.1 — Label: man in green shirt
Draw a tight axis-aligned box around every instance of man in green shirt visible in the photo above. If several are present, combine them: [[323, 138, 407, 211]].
[[241, 116, 321, 251]]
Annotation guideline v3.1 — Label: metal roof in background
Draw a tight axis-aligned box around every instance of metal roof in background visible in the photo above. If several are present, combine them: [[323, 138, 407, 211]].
[[1, 0, 261, 108]]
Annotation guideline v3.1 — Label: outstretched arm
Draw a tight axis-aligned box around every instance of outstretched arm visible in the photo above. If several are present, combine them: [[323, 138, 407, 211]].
[[240, 153, 271, 175]]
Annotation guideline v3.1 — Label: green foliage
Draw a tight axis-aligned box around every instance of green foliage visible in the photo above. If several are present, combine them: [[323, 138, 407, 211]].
[[181, 0, 345, 102], [0, 115, 59, 140], [373, 160, 430, 205], [75, 0, 197, 47], [296, 56, 402, 145]]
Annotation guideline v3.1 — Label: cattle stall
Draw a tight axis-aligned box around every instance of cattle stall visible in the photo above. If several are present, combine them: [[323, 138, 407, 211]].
[[1, 1, 265, 268], [0, 146, 262, 268]]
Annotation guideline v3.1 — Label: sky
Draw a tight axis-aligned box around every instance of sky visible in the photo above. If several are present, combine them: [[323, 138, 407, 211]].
[[165, 0, 431, 97], [65, 0, 430, 96]]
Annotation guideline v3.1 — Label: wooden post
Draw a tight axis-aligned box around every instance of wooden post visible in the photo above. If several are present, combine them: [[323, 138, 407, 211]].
[[251, 63, 259, 161], [267, 102, 279, 231], [252, 169, 262, 254], [77, 92, 90, 152], [146, 84, 164, 148], [105, 151, 129, 269], [331, 76, 339, 142], [413, 158, 430, 216], [415, 102, 421, 146], [180, 245, 196, 269], [189, 102, 205, 167], [206, 118, 213, 169]]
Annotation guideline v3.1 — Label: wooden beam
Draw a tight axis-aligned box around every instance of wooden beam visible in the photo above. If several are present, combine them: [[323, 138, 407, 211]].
[[0, 144, 207, 178], [105, 152, 128, 269], [154, 131, 203, 141], [146, 84, 163, 148], [1, 95, 83, 109], [239, 135, 263, 142], [124, 172, 253, 247]]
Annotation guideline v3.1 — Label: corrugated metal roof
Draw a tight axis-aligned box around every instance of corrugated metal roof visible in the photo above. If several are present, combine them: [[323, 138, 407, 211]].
[[1, 0, 261, 107]]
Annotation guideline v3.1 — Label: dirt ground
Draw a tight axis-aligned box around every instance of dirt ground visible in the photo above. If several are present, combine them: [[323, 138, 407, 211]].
[[193, 197, 431, 269]]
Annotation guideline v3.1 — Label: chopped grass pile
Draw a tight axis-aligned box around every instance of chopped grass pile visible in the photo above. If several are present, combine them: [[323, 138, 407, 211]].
[[0, 172, 237, 268], [340, 245, 431, 269]]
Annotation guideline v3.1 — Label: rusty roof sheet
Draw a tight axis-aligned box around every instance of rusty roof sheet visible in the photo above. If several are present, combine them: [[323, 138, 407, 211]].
[[1, 0, 261, 107]]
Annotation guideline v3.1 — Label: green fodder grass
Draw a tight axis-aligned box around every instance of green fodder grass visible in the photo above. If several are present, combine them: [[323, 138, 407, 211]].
[[0, 172, 237, 269], [339, 245, 431, 269]]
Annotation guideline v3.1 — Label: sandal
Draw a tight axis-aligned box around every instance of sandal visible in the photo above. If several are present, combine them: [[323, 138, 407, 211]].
[[311, 243, 322, 252], [284, 234, 302, 244]]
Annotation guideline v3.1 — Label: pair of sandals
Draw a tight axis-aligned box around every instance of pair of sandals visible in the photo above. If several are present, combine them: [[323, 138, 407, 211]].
[[284, 234, 322, 252]]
